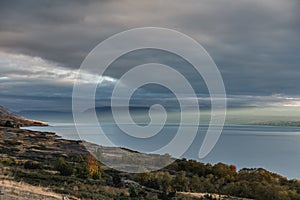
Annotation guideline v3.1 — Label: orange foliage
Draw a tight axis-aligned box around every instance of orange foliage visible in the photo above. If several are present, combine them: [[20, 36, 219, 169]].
[[86, 155, 99, 176], [230, 165, 237, 172]]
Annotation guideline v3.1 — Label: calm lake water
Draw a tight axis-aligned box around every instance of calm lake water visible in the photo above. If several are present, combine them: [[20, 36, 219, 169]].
[[24, 124, 300, 179]]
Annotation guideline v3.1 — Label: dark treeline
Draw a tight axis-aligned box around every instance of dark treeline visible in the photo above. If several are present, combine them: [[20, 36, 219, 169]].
[[134, 159, 300, 200]]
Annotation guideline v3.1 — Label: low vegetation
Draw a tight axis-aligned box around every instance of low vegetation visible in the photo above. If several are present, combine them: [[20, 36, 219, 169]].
[[1, 127, 300, 199]]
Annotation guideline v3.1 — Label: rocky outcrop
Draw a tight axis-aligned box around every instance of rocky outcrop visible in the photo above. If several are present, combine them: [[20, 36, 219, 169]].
[[0, 106, 47, 127]]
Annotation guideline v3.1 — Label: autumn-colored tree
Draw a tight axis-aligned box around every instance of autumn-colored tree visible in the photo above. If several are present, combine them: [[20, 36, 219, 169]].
[[230, 165, 237, 173], [86, 154, 101, 179]]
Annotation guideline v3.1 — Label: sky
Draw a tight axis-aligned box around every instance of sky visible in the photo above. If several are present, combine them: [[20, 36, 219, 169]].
[[0, 0, 299, 111]]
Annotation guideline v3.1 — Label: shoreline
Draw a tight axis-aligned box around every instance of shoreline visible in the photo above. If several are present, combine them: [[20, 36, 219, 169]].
[[21, 123, 300, 180]]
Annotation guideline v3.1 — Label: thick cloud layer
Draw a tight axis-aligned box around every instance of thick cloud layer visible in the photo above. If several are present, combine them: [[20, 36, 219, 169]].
[[0, 0, 299, 110]]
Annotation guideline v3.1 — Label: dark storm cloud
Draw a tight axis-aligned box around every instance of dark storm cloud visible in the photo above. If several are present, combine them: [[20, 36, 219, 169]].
[[169, 0, 300, 96], [0, 0, 299, 110]]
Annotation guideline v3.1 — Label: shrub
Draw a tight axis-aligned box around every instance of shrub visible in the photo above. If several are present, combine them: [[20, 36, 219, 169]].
[[24, 161, 41, 169], [1, 157, 12, 165], [54, 157, 74, 176]]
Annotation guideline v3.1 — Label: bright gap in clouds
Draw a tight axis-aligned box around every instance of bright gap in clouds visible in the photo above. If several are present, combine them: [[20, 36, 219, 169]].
[[0, 51, 116, 84], [282, 100, 300, 107]]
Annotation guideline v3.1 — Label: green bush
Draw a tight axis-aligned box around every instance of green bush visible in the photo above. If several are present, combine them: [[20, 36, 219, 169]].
[[54, 157, 74, 176], [1, 157, 12, 165]]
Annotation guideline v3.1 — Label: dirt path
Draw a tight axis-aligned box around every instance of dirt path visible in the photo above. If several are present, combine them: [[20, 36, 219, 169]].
[[179, 192, 252, 200]]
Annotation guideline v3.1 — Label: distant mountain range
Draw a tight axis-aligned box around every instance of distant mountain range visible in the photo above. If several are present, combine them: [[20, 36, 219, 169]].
[[253, 121, 300, 127], [86, 106, 155, 113], [18, 106, 161, 116], [84, 106, 181, 114]]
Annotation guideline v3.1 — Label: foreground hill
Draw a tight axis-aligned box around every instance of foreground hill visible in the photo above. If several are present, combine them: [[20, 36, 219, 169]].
[[0, 106, 46, 127], [1, 125, 300, 199]]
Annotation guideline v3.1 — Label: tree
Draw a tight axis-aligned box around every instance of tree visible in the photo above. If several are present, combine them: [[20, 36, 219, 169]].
[[129, 186, 139, 198], [54, 157, 74, 176], [86, 155, 101, 179], [190, 175, 201, 192], [173, 171, 189, 192], [76, 162, 89, 179], [24, 161, 41, 169], [128, 186, 146, 198], [5, 121, 13, 127], [161, 172, 173, 194]]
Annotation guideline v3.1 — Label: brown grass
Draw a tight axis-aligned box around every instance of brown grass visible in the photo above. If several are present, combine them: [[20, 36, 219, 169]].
[[0, 179, 80, 200]]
